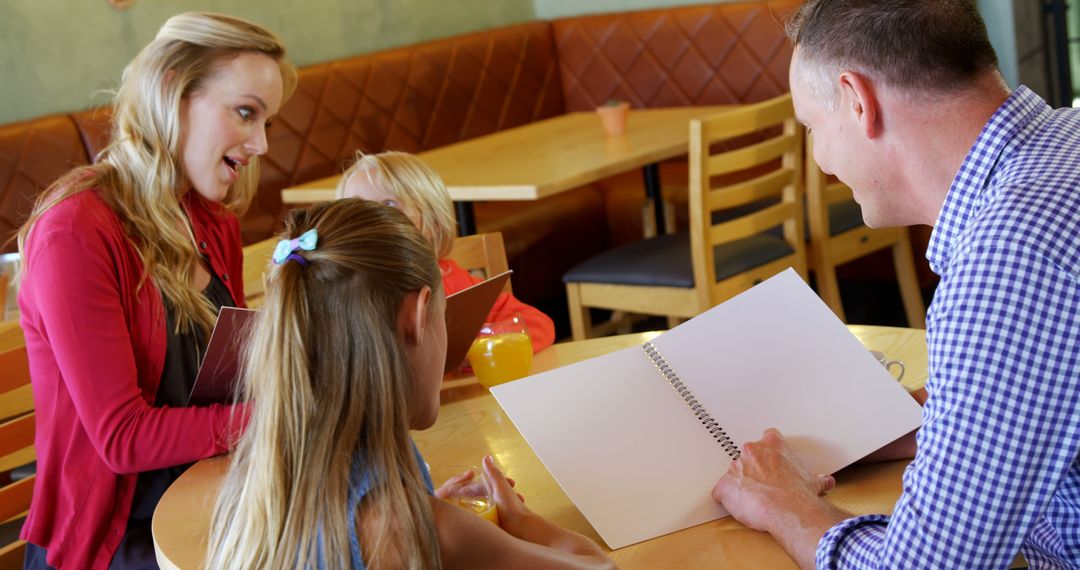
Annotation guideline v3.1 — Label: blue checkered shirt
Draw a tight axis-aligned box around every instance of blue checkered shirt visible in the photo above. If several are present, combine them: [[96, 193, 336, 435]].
[[815, 86, 1080, 569]]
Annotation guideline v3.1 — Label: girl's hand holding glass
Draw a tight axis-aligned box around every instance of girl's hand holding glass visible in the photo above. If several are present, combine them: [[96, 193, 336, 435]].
[[481, 455, 540, 537], [433, 464, 499, 525]]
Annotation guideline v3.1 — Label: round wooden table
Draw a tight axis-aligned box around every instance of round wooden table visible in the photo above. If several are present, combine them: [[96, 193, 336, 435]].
[[152, 325, 926, 569]]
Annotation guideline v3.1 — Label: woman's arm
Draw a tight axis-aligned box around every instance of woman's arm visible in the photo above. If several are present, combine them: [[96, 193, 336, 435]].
[[434, 456, 615, 570], [25, 227, 244, 473]]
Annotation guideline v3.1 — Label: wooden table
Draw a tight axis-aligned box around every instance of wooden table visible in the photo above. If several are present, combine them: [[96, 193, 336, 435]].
[[281, 106, 727, 234], [153, 325, 925, 569]]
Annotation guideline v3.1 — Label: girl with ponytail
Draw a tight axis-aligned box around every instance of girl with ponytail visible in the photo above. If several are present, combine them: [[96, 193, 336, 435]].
[[208, 198, 613, 569]]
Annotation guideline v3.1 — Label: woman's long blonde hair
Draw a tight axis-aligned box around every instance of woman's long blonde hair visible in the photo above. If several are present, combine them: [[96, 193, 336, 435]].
[[17, 12, 297, 334], [336, 151, 458, 259], [207, 198, 443, 569]]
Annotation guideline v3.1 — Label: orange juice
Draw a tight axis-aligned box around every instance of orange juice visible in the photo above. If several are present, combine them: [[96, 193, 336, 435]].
[[447, 496, 499, 525], [467, 332, 533, 388]]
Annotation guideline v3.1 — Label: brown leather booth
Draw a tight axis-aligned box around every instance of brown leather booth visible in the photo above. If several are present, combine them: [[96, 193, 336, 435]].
[[0, 115, 91, 252], [3, 1, 931, 327]]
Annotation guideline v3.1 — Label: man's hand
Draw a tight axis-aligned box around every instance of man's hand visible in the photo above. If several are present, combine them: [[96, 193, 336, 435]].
[[711, 428, 849, 570]]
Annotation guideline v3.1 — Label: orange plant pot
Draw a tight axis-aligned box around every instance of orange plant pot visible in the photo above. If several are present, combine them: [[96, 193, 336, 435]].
[[596, 101, 630, 136]]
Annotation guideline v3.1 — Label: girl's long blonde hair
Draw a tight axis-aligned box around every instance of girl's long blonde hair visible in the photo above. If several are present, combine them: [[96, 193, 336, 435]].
[[17, 12, 296, 334], [207, 198, 443, 569], [336, 151, 458, 259]]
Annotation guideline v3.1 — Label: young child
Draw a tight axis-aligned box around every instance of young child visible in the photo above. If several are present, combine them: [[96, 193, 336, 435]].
[[336, 151, 555, 353], [206, 199, 613, 569]]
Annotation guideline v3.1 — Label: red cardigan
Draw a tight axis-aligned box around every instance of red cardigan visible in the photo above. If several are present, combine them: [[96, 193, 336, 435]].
[[439, 259, 555, 353], [18, 190, 247, 569]]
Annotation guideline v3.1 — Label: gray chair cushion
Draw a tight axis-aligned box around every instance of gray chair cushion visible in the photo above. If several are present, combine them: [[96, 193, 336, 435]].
[[801, 200, 866, 241], [563, 231, 794, 288], [827, 200, 865, 236]]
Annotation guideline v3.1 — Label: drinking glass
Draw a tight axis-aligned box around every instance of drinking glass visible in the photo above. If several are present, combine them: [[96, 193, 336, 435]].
[[466, 313, 533, 388], [431, 464, 499, 524]]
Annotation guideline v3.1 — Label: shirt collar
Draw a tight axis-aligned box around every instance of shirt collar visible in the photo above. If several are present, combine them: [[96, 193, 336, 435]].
[[925, 85, 1048, 274]]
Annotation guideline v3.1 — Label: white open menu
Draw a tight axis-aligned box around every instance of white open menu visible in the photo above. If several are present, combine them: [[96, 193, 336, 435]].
[[490, 269, 923, 549]]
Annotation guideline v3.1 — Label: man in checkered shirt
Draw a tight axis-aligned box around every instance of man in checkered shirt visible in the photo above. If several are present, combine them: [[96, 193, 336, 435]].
[[710, 1, 1080, 568]]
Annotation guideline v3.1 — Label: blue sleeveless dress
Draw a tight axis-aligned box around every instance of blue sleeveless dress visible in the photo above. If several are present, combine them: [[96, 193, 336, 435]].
[[320, 441, 434, 569]]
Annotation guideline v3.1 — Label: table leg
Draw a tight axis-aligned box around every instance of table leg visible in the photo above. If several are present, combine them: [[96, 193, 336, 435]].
[[455, 201, 477, 236], [643, 163, 665, 234]]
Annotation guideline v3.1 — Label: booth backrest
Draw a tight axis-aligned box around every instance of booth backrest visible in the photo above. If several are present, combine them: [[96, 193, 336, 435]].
[[0, 115, 91, 253], [553, 1, 799, 110]]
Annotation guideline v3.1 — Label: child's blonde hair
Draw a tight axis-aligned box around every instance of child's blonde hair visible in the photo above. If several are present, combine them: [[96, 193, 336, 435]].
[[336, 151, 457, 259], [207, 198, 443, 568]]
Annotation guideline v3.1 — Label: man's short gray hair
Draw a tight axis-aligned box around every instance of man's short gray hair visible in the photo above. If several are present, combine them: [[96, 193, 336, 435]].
[[786, 0, 999, 97]]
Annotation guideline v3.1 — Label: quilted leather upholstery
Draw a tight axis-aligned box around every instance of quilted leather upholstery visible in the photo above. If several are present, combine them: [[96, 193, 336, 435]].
[[70, 107, 113, 162], [0, 115, 90, 253], [553, 0, 800, 110], [257, 21, 565, 237]]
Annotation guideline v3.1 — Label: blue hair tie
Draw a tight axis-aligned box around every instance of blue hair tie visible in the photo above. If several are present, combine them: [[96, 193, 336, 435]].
[[272, 228, 318, 267]]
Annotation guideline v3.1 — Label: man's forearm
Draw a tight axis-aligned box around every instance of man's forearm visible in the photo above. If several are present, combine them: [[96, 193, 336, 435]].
[[767, 499, 851, 570]]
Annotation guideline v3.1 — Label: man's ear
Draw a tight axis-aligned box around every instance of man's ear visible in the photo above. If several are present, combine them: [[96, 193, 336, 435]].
[[398, 286, 433, 346], [838, 71, 881, 139]]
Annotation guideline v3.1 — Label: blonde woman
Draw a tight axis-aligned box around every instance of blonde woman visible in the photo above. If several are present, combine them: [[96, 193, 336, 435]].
[[208, 198, 613, 569], [337, 151, 556, 354], [16, 12, 295, 569]]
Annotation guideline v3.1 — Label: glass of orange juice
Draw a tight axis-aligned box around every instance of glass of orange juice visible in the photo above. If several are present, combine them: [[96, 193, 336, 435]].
[[467, 313, 533, 388], [431, 464, 499, 525]]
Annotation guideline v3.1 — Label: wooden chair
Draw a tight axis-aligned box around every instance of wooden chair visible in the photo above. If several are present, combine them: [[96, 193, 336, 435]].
[[805, 138, 925, 327], [440, 232, 512, 391], [241, 237, 277, 309], [0, 275, 7, 322], [0, 345, 35, 569], [564, 94, 808, 340], [446, 232, 511, 293]]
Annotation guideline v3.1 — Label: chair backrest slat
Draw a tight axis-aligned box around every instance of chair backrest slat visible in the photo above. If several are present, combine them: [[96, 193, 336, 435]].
[[446, 232, 511, 293], [241, 237, 277, 309], [696, 96, 798, 139], [0, 414, 34, 462], [0, 539, 28, 570], [0, 323, 23, 356], [709, 202, 799, 244], [706, 167, 792, 210], [0, 474, 33, 523], [706, 132, 796, 177], [0, 347, 28, 396]]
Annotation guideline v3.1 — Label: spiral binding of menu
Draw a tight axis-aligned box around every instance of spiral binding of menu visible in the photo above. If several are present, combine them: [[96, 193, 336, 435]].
[[642, 342, 741, 459]]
